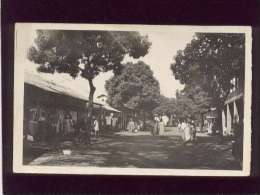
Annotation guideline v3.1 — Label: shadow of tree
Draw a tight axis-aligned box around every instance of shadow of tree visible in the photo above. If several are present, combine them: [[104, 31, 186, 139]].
[[29, 135, 241, 170]]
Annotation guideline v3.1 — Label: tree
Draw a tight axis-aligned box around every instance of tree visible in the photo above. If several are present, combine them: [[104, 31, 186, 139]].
[[152, 95, 177, 126], [180, 84, 212, 129], [105, 61, 160, 129], [153, 96, 176, 115], [171, 33, 245, 133], [28, 30, 151, 124]]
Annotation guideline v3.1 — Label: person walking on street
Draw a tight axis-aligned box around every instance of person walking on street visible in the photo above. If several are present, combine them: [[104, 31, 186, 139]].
[[78, 113, 92, 146], [127, 118, 135, 132], [93, 116, 100, 138], [177, 119, 181, 133], [152, 114, 160, 136], [181, 119, 191, 142], [64, 112, 74, 140], [180, 119, 187, 141], [159, 116, 165, 135], [105, 113, 113, 131], [162, 113, 169, 127], [190, 120, 196, 142]]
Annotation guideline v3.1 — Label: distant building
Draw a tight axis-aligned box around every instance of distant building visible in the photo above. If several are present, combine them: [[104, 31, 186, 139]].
[[96, 94, 121, 113], [97, 94, 107, 104]]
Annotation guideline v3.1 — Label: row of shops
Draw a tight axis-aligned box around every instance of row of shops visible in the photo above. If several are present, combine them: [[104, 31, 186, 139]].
[[23, 70, 135, 143]]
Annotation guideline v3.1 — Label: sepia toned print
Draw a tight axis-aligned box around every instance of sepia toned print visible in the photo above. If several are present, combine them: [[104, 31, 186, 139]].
[[13, 23, 252, 176]]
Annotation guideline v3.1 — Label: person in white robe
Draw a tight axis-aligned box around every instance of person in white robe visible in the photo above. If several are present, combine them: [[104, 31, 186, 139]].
[[158, 116, 165, 135], [162, 114, 169, 127]]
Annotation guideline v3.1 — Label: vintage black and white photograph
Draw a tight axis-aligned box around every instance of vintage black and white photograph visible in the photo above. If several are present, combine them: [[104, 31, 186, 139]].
[[13, 24, 251, 176]]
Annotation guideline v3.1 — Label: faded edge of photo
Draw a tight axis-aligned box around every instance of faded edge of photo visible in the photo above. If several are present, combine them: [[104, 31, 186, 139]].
[[13, 23, 252, 176]]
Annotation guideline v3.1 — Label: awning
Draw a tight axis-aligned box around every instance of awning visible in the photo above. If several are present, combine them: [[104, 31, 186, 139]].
[[102, 104, 121, 113]]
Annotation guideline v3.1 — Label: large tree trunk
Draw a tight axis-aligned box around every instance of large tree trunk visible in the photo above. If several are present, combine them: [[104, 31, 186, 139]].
[[88, 79, 96, 126]]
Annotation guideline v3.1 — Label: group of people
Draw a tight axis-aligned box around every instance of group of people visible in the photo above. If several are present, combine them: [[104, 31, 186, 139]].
[[26, 109, 122, 146], [127, 118, 143, 133], [152, 114, 169, 136], [177, 119, 196, 142], [103, 113, 119, 131], [61, 112, 121, 145]]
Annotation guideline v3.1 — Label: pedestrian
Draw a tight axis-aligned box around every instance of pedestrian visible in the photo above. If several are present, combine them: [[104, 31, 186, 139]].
[[127, 118, 135, 132], [177, 119, 181, 132], [152, 114, 160, 136], [190, 120, 196, 142], [181, 119, 191, 142], [78, 113, 91, 146], [111, 115, 118, 131], [158, 116, 165, 135], [64, 112, 74, 140], [100, 114, 106, 132], [105, 113, 113, 131], [162, 113, 169, 127], [184, 119, 191, 142], [93, 116, 99, 138], [180, 119, 186, 140]]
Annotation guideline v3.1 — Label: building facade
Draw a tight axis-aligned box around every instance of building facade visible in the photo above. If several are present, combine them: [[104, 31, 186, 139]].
[[222, 77, 244, 136]]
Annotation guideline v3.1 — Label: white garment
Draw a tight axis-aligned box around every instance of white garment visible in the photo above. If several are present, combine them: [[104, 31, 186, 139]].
[[105, 116, 112, 125], [208, 122, 212, 134], [162, 115, 169, 126], [154, 116, 160, 122], [184, 125, 191, 141], [94, 120, 99, 131], [159, 121, 165, 135], [181, 122, 187, 130]]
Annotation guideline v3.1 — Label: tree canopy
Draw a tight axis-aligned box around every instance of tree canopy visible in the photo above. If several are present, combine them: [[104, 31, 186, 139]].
[[175, 85, 211, 123], [171, 33, 245, 107], [28, 30, 151, 118], [28, 30, 151, 78], [152, 95, 177, 116], [171, 33, 245, 131], [105, 61, 160, 112]]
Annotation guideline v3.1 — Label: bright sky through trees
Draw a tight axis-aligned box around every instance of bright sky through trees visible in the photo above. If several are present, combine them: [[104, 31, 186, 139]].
[[20, 28, 195, 98]]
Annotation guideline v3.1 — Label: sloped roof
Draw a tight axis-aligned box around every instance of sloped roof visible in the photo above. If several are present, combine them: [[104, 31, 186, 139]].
[[95, 95, 121, 112], [102, 103, 121, 113], [24, 61, 119, 111], [25, 71, 90, 102]]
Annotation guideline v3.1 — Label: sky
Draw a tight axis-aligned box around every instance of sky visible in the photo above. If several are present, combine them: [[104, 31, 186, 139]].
[[94, 30, 196, 98], [19, 27, 196, 99]]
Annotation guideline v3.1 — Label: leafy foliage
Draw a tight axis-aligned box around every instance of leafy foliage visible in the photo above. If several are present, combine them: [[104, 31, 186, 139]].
[[171, 33, 245, 131], [28, 30, 151, 79], [28, 30, 151, 118], [171, 33, 245, 106], [152, 95, 177, 116], [176, 85, 211, 121], [105, 61, 160, 112]]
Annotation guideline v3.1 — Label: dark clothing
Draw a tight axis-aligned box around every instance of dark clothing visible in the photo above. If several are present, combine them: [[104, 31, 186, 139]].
[[190, 123, 196, 141], [152, 122, 159, 136], [78, 117, 92, 145]]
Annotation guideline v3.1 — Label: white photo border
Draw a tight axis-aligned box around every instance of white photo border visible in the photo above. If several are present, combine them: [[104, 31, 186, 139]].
[[13, 23, 252, 176]]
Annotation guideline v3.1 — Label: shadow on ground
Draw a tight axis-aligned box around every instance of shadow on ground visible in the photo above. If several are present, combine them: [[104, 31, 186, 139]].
[[28, 134, 241, 170]]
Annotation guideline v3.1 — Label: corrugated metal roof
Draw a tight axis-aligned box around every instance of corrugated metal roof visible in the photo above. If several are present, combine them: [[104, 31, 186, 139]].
[[24, 61, 122, 112], [25, 71, 90, 102], [102, 103, 121, 113], [24, 68, 120, 113]]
